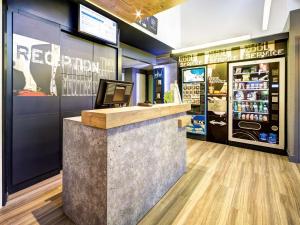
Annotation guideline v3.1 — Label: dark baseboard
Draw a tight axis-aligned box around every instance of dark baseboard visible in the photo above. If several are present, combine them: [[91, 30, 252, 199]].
[[228, 141, 287, 156], [186, 133, 206, 141], [8, 169, 61, 196]]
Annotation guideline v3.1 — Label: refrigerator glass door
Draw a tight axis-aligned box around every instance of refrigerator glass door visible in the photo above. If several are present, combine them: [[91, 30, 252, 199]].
[[228, 58, 285, 149], [182, 67, 207, 136]]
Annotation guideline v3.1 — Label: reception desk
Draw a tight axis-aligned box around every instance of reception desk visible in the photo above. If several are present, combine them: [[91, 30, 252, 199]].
[[63, 103, 191, 225]]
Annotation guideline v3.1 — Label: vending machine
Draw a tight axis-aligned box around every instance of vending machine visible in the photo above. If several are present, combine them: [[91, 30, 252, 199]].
[[228, 58, 285, 150], [181, 67, 207, 140]]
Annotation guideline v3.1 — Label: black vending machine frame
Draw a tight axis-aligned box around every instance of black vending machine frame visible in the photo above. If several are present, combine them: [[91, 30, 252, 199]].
[[181, 66, 207, 140], [206, 63, 228, 144]]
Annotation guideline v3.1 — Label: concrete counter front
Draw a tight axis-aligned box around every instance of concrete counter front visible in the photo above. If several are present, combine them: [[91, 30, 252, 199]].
[[63, 103, 191, 225]]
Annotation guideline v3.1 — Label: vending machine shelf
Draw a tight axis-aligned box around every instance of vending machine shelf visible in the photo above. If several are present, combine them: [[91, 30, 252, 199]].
[[233, 111, 269, 115], [233, 100, 268, 102], [234, 71, 269, 76], [234, 80, 269, 83], [233, 89, 269, 91]]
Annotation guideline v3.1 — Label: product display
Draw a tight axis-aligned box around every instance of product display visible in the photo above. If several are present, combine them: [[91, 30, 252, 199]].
[[228, 58, 285, 149], [182, 83, 201, 104], [182, 67, 207, 137]]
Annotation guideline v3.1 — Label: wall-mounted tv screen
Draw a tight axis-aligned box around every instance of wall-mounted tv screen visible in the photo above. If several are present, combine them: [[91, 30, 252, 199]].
[[79, 4, 118, 45], [183, 68, 205, 82]]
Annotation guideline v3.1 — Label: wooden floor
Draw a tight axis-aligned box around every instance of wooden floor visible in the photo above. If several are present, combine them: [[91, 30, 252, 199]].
[[1, 140, 300, 225]]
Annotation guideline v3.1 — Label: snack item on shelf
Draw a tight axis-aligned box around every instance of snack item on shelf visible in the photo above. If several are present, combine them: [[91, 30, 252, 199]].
[[259, 133, 268, 141], [263, 104, 268, 113], [259, 103, 263, 113], [235, 67, 242, 74], [259, 63, 268, 73], [253, 102, 258, 112], [259, 82, 264, 89], [234, 102, 238, 111], [259, 75, 268, 81], [240, 83, 245, 89], [246, 114, 250, 120], [245, 102, 249, 112], [220, 82, 227, 93], [268, 133, 277, 144], [250, 114, 254, 120], [234, 82, 239, 89], [237, 112, 242, 119], [251, 66, 257, 73], [235, 91, 244, 100], [238, 103, 242, 112], [249, 102, 254, 112], [241, 102, 245, 112], [209, 86, 214, 94], [243, 74, 250, 81]]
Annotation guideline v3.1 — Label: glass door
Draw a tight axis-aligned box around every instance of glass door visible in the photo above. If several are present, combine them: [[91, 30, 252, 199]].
[[182, 67, 207, 138], [228, 58, 285, 149]]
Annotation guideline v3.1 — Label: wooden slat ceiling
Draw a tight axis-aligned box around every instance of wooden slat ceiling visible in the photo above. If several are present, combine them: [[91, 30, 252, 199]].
[[86, 0, 185, 23]]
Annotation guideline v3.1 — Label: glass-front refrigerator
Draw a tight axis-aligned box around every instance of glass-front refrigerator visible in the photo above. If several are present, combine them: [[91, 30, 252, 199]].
[[228, 58, 285, 149], [182, 67, 207, 140]]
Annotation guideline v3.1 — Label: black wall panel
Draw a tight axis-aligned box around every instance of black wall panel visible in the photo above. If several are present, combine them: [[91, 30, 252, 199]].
[[12, 113, 60, 185], [8, 9, 117, 194], [60, 96, 93, 113], [8, 0, 76, 29]]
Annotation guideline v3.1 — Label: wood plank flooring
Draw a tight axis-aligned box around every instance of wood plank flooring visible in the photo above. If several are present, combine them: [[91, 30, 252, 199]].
[[1, 140, 300, 225]]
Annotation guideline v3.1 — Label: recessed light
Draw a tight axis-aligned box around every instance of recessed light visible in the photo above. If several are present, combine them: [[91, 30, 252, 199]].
[[135, 10, 142, 18]]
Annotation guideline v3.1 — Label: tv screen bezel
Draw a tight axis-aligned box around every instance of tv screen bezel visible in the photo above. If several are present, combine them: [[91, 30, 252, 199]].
[[78, 4, 118, 46]]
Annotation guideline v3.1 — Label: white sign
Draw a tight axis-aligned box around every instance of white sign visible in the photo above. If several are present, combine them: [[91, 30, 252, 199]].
[[79, 4, 117, 45]]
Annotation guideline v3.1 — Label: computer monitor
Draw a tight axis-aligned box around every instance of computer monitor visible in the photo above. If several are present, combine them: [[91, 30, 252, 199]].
[[94, 79, 134, 109]]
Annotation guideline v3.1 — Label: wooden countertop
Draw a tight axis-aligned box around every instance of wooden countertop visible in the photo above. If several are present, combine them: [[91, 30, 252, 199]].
[[80, 103, 191, 129]]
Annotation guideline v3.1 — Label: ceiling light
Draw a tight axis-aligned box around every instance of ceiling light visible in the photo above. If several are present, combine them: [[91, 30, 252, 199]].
[[135, 10, 142, 18], [262, 0, 272, 30], [172, 35, 251, 54]]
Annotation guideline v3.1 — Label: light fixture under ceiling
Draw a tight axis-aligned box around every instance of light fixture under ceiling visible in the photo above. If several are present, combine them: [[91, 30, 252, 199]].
[[262, 0, 272, 31], [172, 35, 251, 55]]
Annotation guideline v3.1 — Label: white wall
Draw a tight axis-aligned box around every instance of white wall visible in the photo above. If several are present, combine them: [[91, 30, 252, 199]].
[[179, 0, 289, 48], [136, 73, 146, 104], [131, 6, 182, 49], [288, 0, 300, 10]]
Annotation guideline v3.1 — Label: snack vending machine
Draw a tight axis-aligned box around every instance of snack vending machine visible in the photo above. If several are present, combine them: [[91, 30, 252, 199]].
[[228, 58, 285, 149], [182, 67, 207, 140]]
